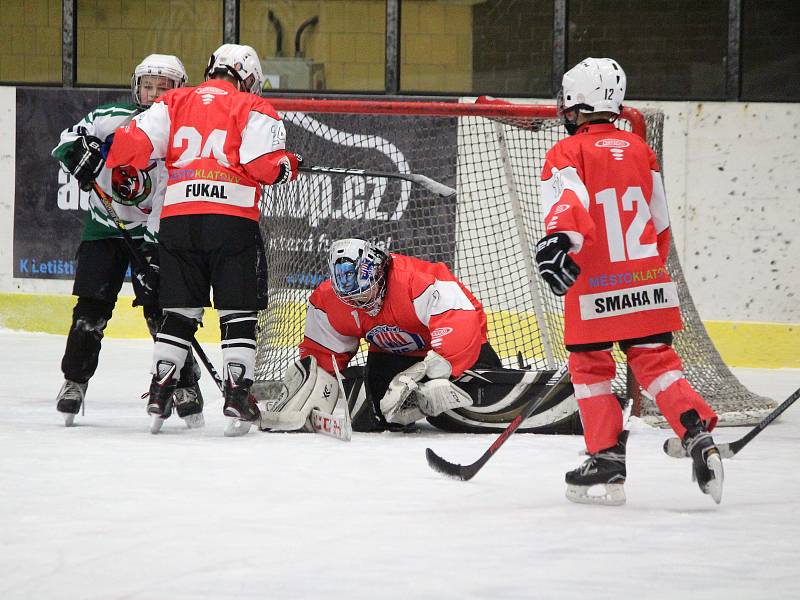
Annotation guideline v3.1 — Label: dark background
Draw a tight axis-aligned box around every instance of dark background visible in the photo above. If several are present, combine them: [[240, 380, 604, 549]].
[[13, 88, 458, 284], [14, 88, 129, 279]]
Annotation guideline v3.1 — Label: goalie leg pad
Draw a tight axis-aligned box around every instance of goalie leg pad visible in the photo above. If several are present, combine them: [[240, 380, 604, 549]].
[[260, 356, 338, 432], [417, 379, 473, 417]]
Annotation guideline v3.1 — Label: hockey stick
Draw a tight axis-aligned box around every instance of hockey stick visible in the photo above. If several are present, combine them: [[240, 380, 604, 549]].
[[299, 165, 456, 198], [91, 183, 223, 393], [312, 358, 352, 442], [425, 362, 571, 481], [663, 386, 800, 459]]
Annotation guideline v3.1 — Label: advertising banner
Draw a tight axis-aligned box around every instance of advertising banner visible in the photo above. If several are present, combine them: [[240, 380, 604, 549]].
[[14, 89, 459, 287], [14, 88, 129, 280], [262, 110, 459, 288]]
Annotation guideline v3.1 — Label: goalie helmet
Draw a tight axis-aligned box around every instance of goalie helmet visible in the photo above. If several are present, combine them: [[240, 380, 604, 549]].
[[204, 43, 264, 95], [558, 57, 626, 134], [131, 54, 188, 109], [328, 238, 391, 316]]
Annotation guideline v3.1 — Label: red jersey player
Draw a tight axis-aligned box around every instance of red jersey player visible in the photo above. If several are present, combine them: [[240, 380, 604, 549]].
[[535, 58, 723, 505], [261, 238, 502, 433], [107, 44, 302, 436]]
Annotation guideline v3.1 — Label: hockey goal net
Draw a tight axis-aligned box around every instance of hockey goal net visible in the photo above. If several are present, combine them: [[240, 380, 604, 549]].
[[254, 98, 774, 426]]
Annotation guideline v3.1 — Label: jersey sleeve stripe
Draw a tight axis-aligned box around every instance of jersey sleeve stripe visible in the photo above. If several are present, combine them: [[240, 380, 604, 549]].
[[240, 111, 286, 164], [304, 304, 360, 354], [412, 280, 476, 326], [649, 170, 670, 234], [134, 101, 171, 159], [541, 165, 591, 216]]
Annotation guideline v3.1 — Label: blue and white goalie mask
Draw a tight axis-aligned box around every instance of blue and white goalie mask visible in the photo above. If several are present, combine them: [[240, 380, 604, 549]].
[[328, 239, 391, 316]]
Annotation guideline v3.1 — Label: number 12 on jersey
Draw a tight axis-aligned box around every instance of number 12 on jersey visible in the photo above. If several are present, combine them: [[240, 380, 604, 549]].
[[595, 186, 658, 263]]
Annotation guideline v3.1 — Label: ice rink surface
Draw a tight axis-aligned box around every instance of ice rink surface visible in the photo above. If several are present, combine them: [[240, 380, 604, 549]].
[[1, 330, 798, 600]]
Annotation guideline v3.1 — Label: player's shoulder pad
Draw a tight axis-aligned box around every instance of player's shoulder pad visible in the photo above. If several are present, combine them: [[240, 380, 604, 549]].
[[544, 135, 583, 171], [390, 255, 438, 299], [250, 95, 282, 119], [93, 101, 138, 113], [308, 279, 338, 309], [85, 103, 138, 136]]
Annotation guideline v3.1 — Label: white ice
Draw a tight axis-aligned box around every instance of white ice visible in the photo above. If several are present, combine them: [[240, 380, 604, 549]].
[[0, 330, 798, 600]]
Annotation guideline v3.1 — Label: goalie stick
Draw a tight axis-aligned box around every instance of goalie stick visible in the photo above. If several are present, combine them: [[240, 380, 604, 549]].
[[663, 386, 800, 459], [299, 165, 456, 198], [322, 358, 353, 442], [425, 362, 571, 481]]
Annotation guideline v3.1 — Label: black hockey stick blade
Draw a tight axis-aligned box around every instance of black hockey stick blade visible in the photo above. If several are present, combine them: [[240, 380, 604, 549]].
[[425, 447, 488, 481], [663, 385, 800, 459], [299, 165, 456, 198], [425, 363, 570, 481]]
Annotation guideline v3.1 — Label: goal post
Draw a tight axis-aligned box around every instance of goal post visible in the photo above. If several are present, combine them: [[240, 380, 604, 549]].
[[254, 98, 774, 426]]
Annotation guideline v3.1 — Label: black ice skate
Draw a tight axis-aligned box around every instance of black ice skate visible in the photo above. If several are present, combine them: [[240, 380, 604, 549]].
[[681, 410, 724, 504], [147, 361, 177, 434], [173, 384, 205, 429], [223, 363, 260, 437], [565, 431, 628, 506], [56, 379, 88, 427]]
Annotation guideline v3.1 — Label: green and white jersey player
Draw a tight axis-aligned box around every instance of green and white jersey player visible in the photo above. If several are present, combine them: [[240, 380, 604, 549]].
[[52, 54, 203, 429], [51, 55, 184, 243]]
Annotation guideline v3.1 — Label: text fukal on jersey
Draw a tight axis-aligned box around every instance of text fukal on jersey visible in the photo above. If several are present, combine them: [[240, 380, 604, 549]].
[[183, 182, 228, 199], [164, 179, 255, 208]]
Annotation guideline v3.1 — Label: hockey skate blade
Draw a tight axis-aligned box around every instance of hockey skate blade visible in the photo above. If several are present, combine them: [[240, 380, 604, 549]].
[[565, 483, 626, 506], [224, 417, 253, 437], [703, 453, 724, 504], [182, 413, 205, 429], [663, 437, 734, 459], [149, 415, 166, 434], [61, 412, 77, 427]]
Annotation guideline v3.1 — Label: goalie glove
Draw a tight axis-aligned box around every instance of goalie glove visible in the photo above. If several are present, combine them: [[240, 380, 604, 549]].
[[260, 355, 338, 432], [535, 233, 580, 296], [380, 351, 472, 425], [416, 379, 473, 417], [380, 361, 427, 426], [64, 135, 106, 192]]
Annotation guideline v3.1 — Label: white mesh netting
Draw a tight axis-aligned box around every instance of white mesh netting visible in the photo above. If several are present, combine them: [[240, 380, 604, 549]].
[[254, 99, 774, 426]]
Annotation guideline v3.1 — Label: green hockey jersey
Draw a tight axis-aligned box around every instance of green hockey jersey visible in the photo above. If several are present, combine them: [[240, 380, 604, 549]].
[[52, 102, 167, 243]]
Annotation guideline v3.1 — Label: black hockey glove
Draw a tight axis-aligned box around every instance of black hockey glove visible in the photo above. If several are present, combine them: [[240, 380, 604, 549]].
[[535, 233, 580, 296], [274, 153, 303, 185], [132, 243, 160, 308], [64, 135, 105, 192]]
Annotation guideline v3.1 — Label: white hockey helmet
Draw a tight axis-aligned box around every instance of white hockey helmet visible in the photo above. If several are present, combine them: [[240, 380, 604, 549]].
[[204, 43, 264, 95], [558, 57, 626, 133], [328, 239, 391, 316], [131, 54, 188, 108]]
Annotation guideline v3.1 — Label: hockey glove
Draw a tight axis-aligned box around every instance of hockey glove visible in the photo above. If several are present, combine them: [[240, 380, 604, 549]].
[[64, 135, 105, 191], [132, 243, 160, 307], [535, 233, 580, 296], [274, 153, 303, 185]]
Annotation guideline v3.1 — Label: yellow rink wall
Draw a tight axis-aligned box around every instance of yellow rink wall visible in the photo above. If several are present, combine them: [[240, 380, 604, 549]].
[[1, 292, 797, 369]]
